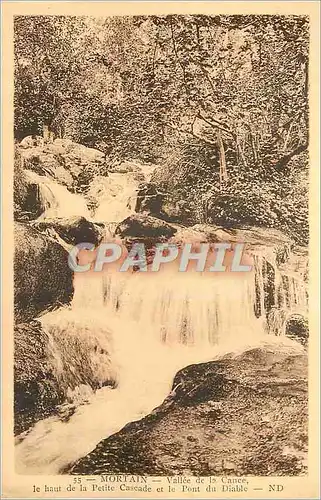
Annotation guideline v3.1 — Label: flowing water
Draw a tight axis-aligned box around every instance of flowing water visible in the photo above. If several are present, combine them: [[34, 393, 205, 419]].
[[89, 163, 156, 223], [24, 170, 91, 220], [16, 164, 308, 474], [90, 172, 139, 223]]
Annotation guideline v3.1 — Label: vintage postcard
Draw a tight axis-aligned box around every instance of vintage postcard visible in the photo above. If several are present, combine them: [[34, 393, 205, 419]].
[[1, 1, 320, 499]]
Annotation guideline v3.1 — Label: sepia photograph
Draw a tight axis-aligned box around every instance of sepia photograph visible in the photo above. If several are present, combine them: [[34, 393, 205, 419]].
[[1, 2, 320, 499]]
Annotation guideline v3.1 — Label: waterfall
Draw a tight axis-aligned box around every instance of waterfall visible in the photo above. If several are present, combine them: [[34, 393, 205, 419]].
[[24, 162, 157, 224], [91, 173, 139, 223], [72, 267, 263, 347], [24, 170, 91, 220], [89, 163, 156, 223], [16, 167, 308, 475], [253, 248, 308, 336]]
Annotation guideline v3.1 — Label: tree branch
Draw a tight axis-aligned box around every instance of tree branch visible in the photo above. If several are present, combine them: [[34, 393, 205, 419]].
[[198, 111, 236, 139], [273, 143, 308, 171], [166, 121, 216, 146]]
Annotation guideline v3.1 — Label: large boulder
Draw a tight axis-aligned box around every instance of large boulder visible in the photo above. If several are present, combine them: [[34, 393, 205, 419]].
[[52, 141, 106, 193], [18, 138, 107, 195], [19, 135, 44, 149], [115, 213, 177, 239], [135, 182, 192, 223], [285, 314, 309, 346], [31, 216, 104, 246], [69, 343, 307, 476], [20, 147, 74, 190], [14, 148, 43, 220], [14, 222, 74, 321], [135, 182, 164, 215]]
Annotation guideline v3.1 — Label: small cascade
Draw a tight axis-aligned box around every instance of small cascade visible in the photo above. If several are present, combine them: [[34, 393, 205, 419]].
[[88, 172, 141, 223], [41, 308, 117, 397], [16, 161, 308, 475], [24, 170, 90, 220], [24, 161, 156, 224], [253, 247, 308, 336], [89, 163, 156, 223]]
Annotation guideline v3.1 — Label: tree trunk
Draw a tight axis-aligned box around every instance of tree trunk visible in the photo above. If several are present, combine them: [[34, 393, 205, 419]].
[[217, 130, 228, 188], [43, 124, 49, 142]]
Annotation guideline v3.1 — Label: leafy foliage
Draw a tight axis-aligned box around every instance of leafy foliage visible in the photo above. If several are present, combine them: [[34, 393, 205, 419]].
[[14, 15, 309, 243]]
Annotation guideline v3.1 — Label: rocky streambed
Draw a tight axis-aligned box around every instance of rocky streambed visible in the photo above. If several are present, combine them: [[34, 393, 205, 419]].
[[69, 342, 307, 476], [13, 136, 309, 476]]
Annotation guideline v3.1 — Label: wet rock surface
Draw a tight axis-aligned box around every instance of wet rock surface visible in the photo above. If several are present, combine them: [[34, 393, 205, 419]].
[[115, 213, 177, 239], [69, 344, 307, 476], [285, 314, 309, 346], [14, 222, 74, 321], [135, 182, 165, 216], [32, 216, 104, 246], [19, 138, 106, 193], [14, 148, 43, 220]]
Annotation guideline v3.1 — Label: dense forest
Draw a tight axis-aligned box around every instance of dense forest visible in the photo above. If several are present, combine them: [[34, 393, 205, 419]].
[[14, 14, 309, 243]]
